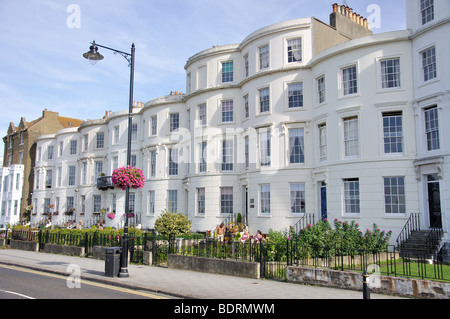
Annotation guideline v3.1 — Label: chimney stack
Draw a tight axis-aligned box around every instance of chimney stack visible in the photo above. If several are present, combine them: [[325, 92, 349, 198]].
[[331, 3, 371, 30]]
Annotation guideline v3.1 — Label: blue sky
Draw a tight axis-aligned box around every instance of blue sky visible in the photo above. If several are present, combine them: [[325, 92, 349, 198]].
[[0, 0, 406, 152]]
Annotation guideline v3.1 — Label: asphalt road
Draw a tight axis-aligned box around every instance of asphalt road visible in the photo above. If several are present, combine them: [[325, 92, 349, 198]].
[[0, 264, 172, 299]]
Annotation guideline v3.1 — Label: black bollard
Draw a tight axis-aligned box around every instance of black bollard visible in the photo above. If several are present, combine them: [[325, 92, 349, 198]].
[[363, 272, 370, 299]]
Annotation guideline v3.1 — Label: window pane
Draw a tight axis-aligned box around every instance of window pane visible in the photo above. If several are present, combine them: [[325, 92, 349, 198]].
[[288, 83, 303, 108], [287, 38, 302, 63], [381, 59, 401, 89], [222, 61, 234, 83], [289, 128, 304, 164], [343, 66, 357, 95]]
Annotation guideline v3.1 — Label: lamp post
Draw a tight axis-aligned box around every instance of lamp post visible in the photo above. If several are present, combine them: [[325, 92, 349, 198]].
[[83, 40, 135, 278]]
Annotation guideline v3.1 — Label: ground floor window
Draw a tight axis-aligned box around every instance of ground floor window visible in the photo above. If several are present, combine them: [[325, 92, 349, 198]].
[[384, 177, 406, 214], [290, 183, 305, 214], [343, 179, 359, 214], [260, 184, 270, 215]]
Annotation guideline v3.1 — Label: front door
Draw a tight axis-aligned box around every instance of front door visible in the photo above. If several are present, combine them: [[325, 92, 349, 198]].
[[427, 175, 442, 228], [320, 182, 327, 221]]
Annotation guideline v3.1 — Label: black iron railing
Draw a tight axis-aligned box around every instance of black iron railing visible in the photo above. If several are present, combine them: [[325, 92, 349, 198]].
[[8, 228, 448, 282], [97, 176, 115, 190], [396, 213, 421, 248]]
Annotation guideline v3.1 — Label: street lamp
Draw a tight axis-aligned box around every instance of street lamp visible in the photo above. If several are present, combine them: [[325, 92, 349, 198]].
[[83, 40, 135, 278]]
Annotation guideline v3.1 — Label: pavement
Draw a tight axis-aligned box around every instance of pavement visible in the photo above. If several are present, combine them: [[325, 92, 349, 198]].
[[0, 248, 403, 300]]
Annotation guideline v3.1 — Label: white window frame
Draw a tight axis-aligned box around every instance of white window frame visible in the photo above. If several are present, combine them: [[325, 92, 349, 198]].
[[259, 184, 271, 215], [384, 176, 406, 215], [343, 116, 360, 158], [340, 64, 358, 97], [259, 44, 269, 70], [343, 178, 360, 215], [286, 37, 302, 63], [420, 0, 434, 25], [220, 187, 233, 215], [290, 183, 306, 215]]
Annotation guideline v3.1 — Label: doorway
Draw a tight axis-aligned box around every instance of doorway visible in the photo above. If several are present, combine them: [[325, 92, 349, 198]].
[[427, 174, 442, 228]]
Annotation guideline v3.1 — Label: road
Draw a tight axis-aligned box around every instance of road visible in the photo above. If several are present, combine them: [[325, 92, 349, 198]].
[[0, 264, 173, 299]]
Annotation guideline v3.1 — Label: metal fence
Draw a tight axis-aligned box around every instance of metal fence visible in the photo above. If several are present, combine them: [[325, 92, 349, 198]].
[[6, 229, 449, 282]]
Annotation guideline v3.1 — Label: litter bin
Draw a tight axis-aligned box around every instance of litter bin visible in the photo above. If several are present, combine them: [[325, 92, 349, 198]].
[[105, 247, 122, 277]]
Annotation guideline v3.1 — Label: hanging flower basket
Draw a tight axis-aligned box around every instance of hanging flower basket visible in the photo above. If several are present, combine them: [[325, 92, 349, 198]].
[[107, 212, 116, 220], [112, 166, 145, 190]]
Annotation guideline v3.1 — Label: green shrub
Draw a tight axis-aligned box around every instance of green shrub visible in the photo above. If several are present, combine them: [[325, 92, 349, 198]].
[[154, 209, 191, 238], [291, 218, 392, 252]]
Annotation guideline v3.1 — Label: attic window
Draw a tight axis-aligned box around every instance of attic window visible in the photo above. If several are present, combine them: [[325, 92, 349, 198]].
[[68, 122, 73, 126]]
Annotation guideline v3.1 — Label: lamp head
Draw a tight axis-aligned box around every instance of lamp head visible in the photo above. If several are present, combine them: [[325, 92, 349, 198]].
[[83, 41, 104, 65]]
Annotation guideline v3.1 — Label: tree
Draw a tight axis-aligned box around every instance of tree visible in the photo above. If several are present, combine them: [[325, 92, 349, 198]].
[[154, 209, 191, 237]]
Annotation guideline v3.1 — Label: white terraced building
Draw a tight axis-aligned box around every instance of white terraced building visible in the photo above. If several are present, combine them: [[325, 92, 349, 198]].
[[0, 164, 24, 228], [31, 1, 449, 248]]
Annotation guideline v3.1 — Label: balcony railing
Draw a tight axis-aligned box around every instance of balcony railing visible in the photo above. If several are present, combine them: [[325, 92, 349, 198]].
[[97, 176, 115, 191]]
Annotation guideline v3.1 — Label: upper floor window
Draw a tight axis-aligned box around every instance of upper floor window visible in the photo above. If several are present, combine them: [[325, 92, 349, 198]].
[[199, 141, 207, 173], [150, 151, 156, 177], [47, 146, 54, 160], [259, 88, 270, 113], [244, 95, 249, 119], [186, 73, 191, 94], [70, 140, 77, 155], [96, 132, 104, 149], [383, 112, 403, 154], [222, 61, 234, 83], [317, 76, 326, 104], [342, 65, 358, 96], [68, 166, 76, 186], [259, 45, 269, 70], [151, 116, 157, 136], [259, 130, 271, 167], [244, 54, 249, 77], [287, 38, 302, 63], [424, 106, 440, 151], [131, 123, 138, 142], [343, 117, 359, 157], [168, 148, 178, 176], [45, 170, 52, 189], [422, 47, 436, 82], [222, 140, 234, 171], [381, 58, 401, 89], [318, 124, 327, 162], [288, 83, 303, 109], [421, 0, 434, 25], [198, 104, 207, 127], [289, 128, 305, 164], [170, 113, 179, 132], [83, 135, 88, 151], [113, 126, 120, 144], [221, 100, 234, 123]]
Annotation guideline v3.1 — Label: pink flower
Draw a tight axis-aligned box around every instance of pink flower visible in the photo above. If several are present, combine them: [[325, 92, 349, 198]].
[[112, 166, 145, 190]]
